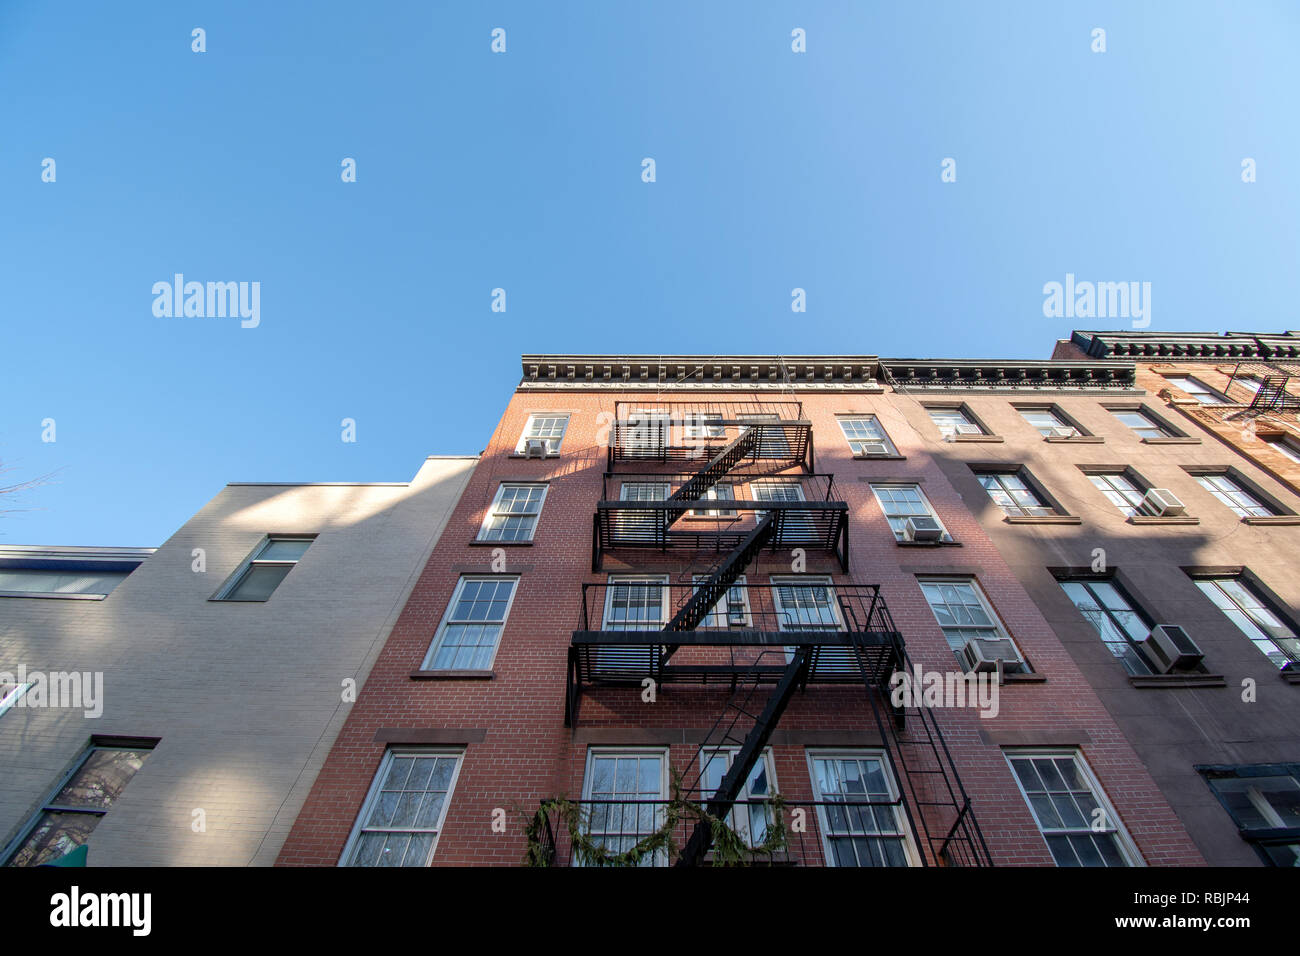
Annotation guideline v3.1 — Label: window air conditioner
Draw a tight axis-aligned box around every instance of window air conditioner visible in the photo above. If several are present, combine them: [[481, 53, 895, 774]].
[[855, 440, 890, 457], [1137, 624, 1204, 673], [1140, 488, 1186, 517], [960, 637, 1023, 673], [903, 515, 944, 542], [1050, 426, 1080, 438], [523, 437, 549, 458], [954, 423, 983, 435]]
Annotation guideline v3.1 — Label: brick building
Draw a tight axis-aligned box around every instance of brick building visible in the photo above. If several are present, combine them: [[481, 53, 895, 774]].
[[278, 354, 1208, 868], [0, 456, 475, 866]]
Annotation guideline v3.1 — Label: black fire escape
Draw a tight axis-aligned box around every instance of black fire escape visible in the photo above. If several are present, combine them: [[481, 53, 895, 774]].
[[560, 402, 992, 867]]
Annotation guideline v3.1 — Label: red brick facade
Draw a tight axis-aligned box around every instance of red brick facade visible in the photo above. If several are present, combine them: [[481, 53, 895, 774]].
[[277, 362, 1204, 867]]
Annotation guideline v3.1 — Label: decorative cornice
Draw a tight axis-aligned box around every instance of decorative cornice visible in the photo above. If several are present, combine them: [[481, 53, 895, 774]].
[[519, 355, 883, 391], [1071, 330, 1300, 362], [879, 358, 1136, 391]]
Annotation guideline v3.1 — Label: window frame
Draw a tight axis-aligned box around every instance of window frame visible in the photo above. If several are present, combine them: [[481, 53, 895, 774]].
[[692, 573, 751, 628], [973, 468, 1059, 518], [602, 574, 670, 631], [421, 575, 520, 671], [517, 413, 570, 456], [1191, 471, 1279, 518], [1187, 572, 1300, 669], [1106, 405, 1179, 441], [579, 747, 669, 866], [925, 404, 986, 439], [917, 575, 1026, 669], [1056, 574, 1157, 676], [836, 415, 898, 457], [869, 483, 952, 542], [1198, 763, 1300, 866], [211, 534, 316, 602], [805, 748, 921, 868], [1014, 404, 1086, 439], [337, 747, 466, 867], [1082, 469, 1148, 518], [1004, 748, 1143, 867], [697, 746, 778, 848], [1164, 375, 1229, 405], [477, 482, 549, 542]]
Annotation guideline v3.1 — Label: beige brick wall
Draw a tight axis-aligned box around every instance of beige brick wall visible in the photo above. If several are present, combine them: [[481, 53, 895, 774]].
[[0, 455, 476, 866]]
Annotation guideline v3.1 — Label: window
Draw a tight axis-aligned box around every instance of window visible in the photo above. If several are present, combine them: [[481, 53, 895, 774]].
[[1165, 375, 1227, 404], [580, 750, 667, 865], [1087, 472, 1146, 517], [423, 576, 518, 670], [690, 483, 737, 518], [3, 741, 154, 867], [1018, 407, 1079, 438], [1264, 435, 1300, 463], [623, 409, 668, 458], [0, 682, 32, 720], [1059, 579, 1155, 676], [340, 750, 463, 867], [919, 577, 1019, 665], [1195, 473, 1275, 518], [1006, 751, 1139, 867], [603, 575, 667, 630], [617, 481, 669, 536], [838, 416, 896, 456], [215, 536, 314, 601], [518, 413, 569, 455], [478, 483, 547, 542], [771, 576, 841, 630], [808, 752, 916, 867], [699, 748, 777, 847], [692, 574, 750, 628], [751, 479, 813, 534], [683, 412, 724, 440], [1193, 576, 1300, 669], [927, 406, 983, 438], [1200, 765, 1300, 867], [870, 484, 951, 541], [975, 471, 1056, 518], [0, 566, 135, 598], [1110, 408, 1174, 440], [737, 414, 790, 457]]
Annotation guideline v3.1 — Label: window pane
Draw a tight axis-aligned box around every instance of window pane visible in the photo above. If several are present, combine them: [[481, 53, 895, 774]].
[[227, 563, 293, 600], [52, 749, 151, 809], [5, 811, 101, 867], [259, 538, 312, 561], [0, 569, 131, 596]]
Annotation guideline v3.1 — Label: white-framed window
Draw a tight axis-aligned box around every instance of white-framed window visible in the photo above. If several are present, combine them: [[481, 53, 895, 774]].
[[214, 535, 315, 601], [771, 575, 842, 631], [422, 576, 519, 670], [1195, 473, 1275, 518], [623, 409, 669, 458], [1165, 375, 1228, 404], [975, 472, 1056, 518], [1018, 407, 1080, 438], [692, 574, 750, 628], [517, 413, 569, 455], [870, 484, 951, 541], [1005, 750, 1142, 867], [1193, 576, 1300, 669], [837, 416, 896, 456], [580, 748, 668, 865], [751, 479, 813, 535], [919, 576, 1021, 664], [1, 740, 155, 867], [691, 482, 737, 518], [339, 749, 464, 867], [1264, 434, 1300, 463], [1087, 471, 1146, 517], [807, 750, 918, 867], [683, 412, 725, 440], [478, 483, 548, 542], [1110, 408, 1174, 440], [699, 747, 777, 846], [603, 574, 668, 630], [0, 682, 32, 720], [927, 407, 983, 438], [617, 481, 669, 536], [737, 414, 790, 457]]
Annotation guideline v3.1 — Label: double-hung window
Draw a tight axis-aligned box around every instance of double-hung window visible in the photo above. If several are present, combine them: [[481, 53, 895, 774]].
[[808, 751, 916, 867], [1192, 576, 1300, 669], [1165, 376, 1227, 404], [1264, 435, 1300, 463], [1195, 474, 1275, 518], [683, 412, 725, 440], [603, 575, 667, 631], [478, 483, 547, 542], [518, 414, 569, 455], [1110, 409, 1174, 440], [870, 484, 951, 541], [838, 416, 896, 456], [1088, 472, 1145, 517], [624, 410, 668, 458], [617, 481, 668, 539], [580, 750, 667, 865], [751, 479, 811, 535], [692, 574, 749, 628], [3, 740, 154, 867], [1059, 578, 1155, 676], [423, 576, 518, 670], [919, 577, 1021, 668], [927, 407, 983, 438], [691, 483, 737, 518], [1200, 765, 1300, 867], [1005, 750, 1139, 867], [737, 414, 790, 458], [700, 748, 777, 846], [975, 472, 1056, 518], [215, 535, 314, 601], [340, 750, 463, 867], [1019, 407, 1079, 438]]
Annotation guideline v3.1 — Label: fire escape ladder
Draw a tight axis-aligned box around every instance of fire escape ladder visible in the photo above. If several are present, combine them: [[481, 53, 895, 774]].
[[1250, 374, 1300, 414], [851, 632, 994, 867], [674, 647, 811, 867]]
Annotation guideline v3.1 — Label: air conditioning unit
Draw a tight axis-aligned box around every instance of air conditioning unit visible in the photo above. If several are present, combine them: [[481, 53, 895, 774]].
[[1137, 624, 1204, 673], [954, 423, 983, 435], [523, 437, 549, 458], [1049, 426, 1080, 438], [903, 515, 944, 542], [1140, 488, 1186, 517], [960, 637, 1023, 673], [855, 440, 890, 457]]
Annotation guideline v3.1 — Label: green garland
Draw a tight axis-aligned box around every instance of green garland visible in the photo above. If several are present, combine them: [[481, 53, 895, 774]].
[[523, 771, 789, 867]]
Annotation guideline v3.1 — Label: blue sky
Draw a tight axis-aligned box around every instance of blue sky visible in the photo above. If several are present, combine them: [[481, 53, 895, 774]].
[[2, 1, 1297, 545]]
